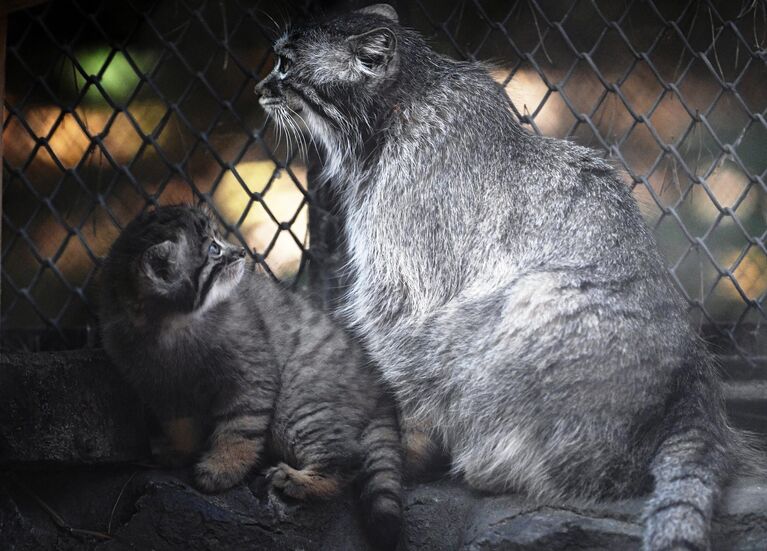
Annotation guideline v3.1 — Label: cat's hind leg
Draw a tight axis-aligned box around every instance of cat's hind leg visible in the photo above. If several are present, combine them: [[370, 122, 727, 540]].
[[267, 407, 363, 500], [194, 400, 272, 493], [401, 420, 449, 481], [265, 435, 361, 500]]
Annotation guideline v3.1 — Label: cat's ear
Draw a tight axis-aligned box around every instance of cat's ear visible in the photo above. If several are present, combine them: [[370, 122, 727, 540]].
[[356, 4, 399, 23], [141, 240, 177, 283], [347, 26, 398, 72]]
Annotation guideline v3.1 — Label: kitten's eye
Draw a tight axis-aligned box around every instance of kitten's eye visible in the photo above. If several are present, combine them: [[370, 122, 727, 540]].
[[208, 242, 222, 257]]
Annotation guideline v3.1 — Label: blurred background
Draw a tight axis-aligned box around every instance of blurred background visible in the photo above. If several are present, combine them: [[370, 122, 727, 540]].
[[2, 0, 766, 369]]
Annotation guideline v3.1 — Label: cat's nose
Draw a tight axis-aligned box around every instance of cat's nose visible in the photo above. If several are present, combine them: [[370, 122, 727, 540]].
[[238, 247, 247, 258], [254, 79, 266, 96], [255, 78, 279, 100], [254, 79, 272, 97]]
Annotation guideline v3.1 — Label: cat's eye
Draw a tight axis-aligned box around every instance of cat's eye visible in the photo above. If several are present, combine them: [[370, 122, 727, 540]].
[[277, 55, 292, 75], [208, 242, 222, 257]]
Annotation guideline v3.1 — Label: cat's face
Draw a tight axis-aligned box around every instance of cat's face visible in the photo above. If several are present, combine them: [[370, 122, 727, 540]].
[[113, 206, 248, 317], [255, 4, 400, 148]]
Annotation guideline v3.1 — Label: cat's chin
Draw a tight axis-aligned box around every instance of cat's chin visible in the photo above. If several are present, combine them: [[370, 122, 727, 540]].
[[260, 98, 305, 121], [259, 97, 282, 108]]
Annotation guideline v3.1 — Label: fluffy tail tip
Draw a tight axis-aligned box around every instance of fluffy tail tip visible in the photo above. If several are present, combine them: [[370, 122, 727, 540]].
[[363, 493, 402, 550], [641, 471, 715, 551]]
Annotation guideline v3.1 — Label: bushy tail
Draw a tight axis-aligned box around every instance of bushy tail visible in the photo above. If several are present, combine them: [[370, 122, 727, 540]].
[[642, 355, 753, 551], [359, 397, 403, 550]]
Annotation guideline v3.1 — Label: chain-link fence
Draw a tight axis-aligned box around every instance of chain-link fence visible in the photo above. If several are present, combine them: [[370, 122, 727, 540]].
[[3, 1, 767, 369]]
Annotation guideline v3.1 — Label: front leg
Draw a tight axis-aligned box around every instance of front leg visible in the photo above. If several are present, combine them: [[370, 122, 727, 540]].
[[155, 416, 204, 467], [195, 396, 273, 493]]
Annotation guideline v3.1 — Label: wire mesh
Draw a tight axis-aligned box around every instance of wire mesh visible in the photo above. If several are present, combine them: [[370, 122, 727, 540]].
[[2, 0, 766, 365]]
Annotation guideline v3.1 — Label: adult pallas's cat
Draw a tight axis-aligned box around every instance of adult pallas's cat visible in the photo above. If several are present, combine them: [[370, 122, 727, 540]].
[[256, 5, 755, 549], [99, 205, 402, 548]]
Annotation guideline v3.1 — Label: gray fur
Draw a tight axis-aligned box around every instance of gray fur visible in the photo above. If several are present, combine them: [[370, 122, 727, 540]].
[[99, 205, 402, 549], [256, 6, 751, 550]]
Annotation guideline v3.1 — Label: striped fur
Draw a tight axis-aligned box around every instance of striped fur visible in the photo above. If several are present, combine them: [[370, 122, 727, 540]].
[[359, 398, 403, 548], [641, 355, 737, 551], [99, 205, 402, 548]]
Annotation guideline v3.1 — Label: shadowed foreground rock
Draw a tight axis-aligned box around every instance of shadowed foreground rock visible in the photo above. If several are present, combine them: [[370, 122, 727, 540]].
[[1, 468, 766, 550], [1, 350, 765, 549], [0, 350, 149, 465]]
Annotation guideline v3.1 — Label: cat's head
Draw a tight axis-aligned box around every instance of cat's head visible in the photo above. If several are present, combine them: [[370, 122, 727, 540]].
[[255, 4, 408, 164], [102, 205, 248, 321]]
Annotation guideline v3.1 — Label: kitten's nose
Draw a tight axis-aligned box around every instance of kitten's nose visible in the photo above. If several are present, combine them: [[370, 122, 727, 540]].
[[238, 247, 247, 258]]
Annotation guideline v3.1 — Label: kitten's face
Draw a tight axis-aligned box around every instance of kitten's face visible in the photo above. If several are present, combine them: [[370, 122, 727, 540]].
[[115, 206, 248, 318], [255, 4, 400, 146]]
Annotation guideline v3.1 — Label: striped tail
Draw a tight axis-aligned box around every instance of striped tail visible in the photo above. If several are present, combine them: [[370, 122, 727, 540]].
[[359, 397, 403, 550], [642, 356, 736, 551]]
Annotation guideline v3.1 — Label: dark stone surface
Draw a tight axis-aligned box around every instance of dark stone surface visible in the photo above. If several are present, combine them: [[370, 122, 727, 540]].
[[1, 350, 766, 549], [1, 469, 766, 550], [0, 350, 150, 465]]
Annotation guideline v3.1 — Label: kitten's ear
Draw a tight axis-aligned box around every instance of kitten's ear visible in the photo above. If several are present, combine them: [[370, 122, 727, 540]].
[[347, 26, 398, 72], [141, 240, 177, 282], [197, 200, 226, 236], [139, 240, 195, 310], [197, 200, 216, 222], [356, 3, 399, 23]]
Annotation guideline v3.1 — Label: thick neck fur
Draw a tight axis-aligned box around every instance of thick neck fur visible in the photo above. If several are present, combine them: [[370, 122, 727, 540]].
[[324, 66, 532, 334]]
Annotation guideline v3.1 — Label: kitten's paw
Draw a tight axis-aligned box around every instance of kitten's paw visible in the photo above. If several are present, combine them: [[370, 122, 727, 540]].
[[266, 462, 340, 500], [194, 456, 246, 493], [266, 462, 307, 499]]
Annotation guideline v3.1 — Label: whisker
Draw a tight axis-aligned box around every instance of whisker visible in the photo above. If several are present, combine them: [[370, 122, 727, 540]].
[[284, 106, 310, 163]]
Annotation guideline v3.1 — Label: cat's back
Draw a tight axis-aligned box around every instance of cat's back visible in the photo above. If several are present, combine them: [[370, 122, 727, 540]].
[[365, 57, 662, 284]]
